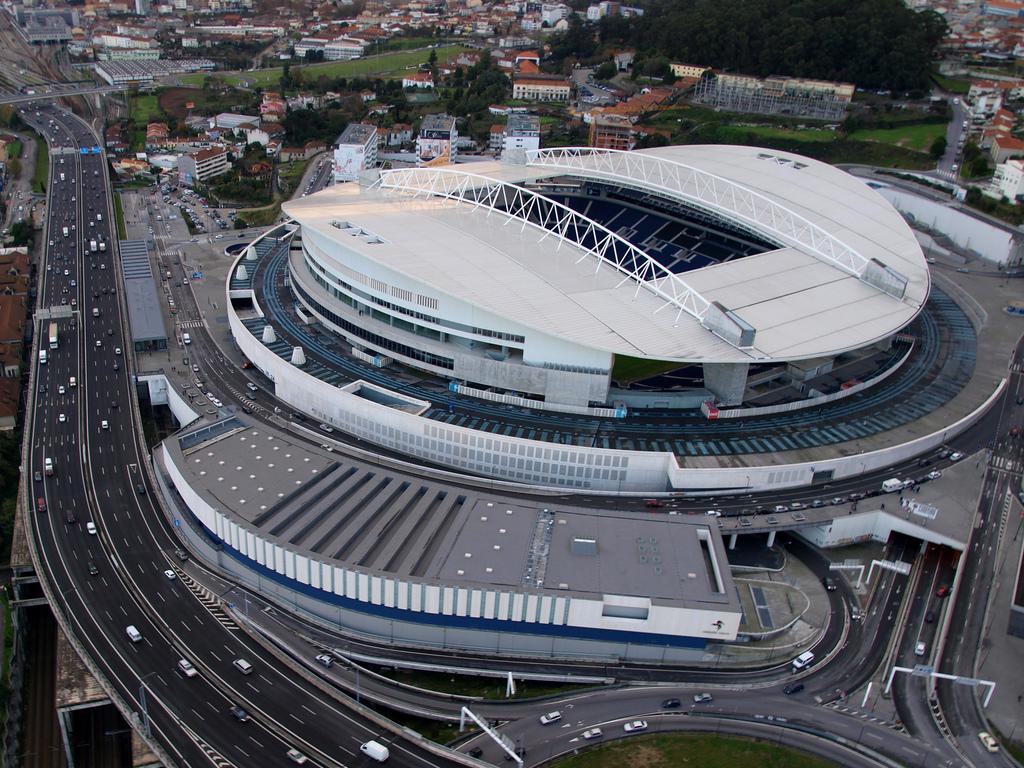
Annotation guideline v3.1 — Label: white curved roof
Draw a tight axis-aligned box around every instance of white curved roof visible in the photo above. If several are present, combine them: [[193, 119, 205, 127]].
[[283, 145, 929, 364]]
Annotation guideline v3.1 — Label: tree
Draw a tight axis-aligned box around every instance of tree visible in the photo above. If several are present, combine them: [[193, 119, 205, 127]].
[[8, 220, 32, 247], [7, 158, 21, 180], [929, 135, 947, 160], [594, 61, 617, 81]]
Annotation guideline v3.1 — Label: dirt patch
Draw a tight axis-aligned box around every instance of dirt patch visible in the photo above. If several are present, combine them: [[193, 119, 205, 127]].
[[625, 744, 667, 768], [158, 88, 201, 119]]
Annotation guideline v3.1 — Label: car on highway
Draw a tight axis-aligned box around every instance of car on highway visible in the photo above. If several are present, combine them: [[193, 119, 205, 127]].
[[624, 720, 648, 732], [927, 470, 942, 480], [915, 641, 926, 656], [177, 659, 198, 678], [163, 569, 176, 580], [693, 692, 713, 703], [58, 385, 65, 395], [925, 610, 936, 623], [661, 697, 681, 708], [949, 451, 964, 461], [978, 731, 999, 753], [58, 413, 66, 423], [936, 585, 951, 598], [823, 577, 837, 591], [314, 653, 333, 668], [233, 658, 254, 675], [247, 382, 259, 392], [286, 749, 309, 764], [86, 521, 97, 535], [539, 711, 562, 725], [783, 682, 804, 695], [318, 423, 334, 433], [582, 728, 603, 739], [229, 705, 249, 722], [101, 420, 109, 430], [87, 562, 99, 576]]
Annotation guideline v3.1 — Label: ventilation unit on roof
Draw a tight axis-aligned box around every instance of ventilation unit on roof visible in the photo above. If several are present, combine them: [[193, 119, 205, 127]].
[[571, 537, 598, 556]]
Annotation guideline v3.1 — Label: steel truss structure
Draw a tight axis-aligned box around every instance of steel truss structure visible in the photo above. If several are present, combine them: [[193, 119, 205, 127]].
[[525, 147, 876, 285], [377, 167, 716, 328]]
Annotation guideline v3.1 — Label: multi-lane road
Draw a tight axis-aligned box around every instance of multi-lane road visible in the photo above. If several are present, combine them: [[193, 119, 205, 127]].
[[21, 104, 468, 768]]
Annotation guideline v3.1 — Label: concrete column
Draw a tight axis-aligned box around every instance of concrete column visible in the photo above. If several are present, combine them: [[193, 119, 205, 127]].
[[766, 530, 776, 548], [702, 362, 749, 406], [728, 533, 737, 550]]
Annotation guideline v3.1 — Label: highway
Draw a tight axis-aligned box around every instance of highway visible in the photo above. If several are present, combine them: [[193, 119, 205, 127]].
[[21, 104, 468, 768]]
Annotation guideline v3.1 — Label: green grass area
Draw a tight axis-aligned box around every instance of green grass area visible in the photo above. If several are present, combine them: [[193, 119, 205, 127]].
[[6, 140, 21, 159], [552, 733, 839, 768], [236, 200, 282, 227], [32, 134, 48, 193], [930, 73, 971, 94], [611, 355, 685, 385], [365, 664, 599, 701], [278, 158, 312, 197], [129, 92, 165, 123], [113, 193, 128, 239], [714, 124, 836, 143], [179, 45, 467, 88], [848, 122, 947, 151]]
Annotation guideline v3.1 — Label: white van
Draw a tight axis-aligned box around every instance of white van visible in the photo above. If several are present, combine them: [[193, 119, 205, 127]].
[[359, 741, 390, 762], [881, 478, 903, 493], [69, 376, 76, 388], [232, 658, 253, 675], [126, 625, 142, 643], [182, 332, 191, 345], [792, 650, 815, 670]]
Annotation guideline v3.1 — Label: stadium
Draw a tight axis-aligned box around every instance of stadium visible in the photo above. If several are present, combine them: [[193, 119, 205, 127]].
[[221, 146, 984, 493], [281, 145, 929, 413]]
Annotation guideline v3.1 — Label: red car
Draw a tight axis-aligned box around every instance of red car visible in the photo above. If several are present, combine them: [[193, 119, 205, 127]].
[[936, 585, 951, 598]]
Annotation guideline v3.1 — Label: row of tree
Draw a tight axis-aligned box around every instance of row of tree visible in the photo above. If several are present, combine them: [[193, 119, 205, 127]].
[[551, 0, 947, 91]]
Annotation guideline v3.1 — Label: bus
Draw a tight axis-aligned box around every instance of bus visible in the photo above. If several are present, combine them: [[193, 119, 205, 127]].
[[48, 322, 58, 349]]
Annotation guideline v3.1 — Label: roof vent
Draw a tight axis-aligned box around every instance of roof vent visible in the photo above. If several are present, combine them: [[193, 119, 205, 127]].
[[571, 537, 598, 556]]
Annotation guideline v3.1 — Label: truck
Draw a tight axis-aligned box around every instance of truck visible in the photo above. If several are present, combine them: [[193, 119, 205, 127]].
[[62, 226, 69, 238], [881, 478, 905, 493], [48, 322, 58, 350], [89, 240, 97, 253]]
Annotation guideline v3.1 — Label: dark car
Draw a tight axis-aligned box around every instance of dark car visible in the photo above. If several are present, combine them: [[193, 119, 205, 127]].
[[229, 705, 249, 722], [34, 470, 42, 482], [661, 698, 681, 708], [87, 561, 99, 576], [783, 683, 805, 695], [136, 483, 146, 495], [823, 577, 837, 592], [504, 748, 526, 762], [924, 610, 936, 623], [468, 747, 483, 758]]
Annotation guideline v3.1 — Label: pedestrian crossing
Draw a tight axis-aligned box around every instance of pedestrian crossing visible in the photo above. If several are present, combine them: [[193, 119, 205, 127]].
[[178, 320, 205, 329]]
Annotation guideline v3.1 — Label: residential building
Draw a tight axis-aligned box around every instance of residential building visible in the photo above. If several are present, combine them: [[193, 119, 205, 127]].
[[502, 113, 541, 157], [178, 146, 229, 186], [402, 71, 435, 89], [381, 123, 413, 148], [541, 3, 570, 25], [990, 133, 1024, 163], [670, 63, 710, 79], [589, 113, 633, 151], [987, 158, 1024, 199], [512, 75, 571, 102], [489, 124, 505, 153], [333, 123, 378, 182], [416, 113, 458, 162], [145, 122, 170, 149]]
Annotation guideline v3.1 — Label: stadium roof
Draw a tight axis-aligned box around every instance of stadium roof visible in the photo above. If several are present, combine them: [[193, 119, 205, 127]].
[[283, 145, 929, 363]]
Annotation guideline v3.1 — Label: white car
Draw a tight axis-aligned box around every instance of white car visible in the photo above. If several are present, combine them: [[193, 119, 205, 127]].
[[246, 383, 258, 392], [86, 521, 97, 535], [582, 728, 603, 740], [177, 659, 198, 678], [623, 720, 648, 733], [58, 385, 65, 394], [927, 470, 942, 480], [163, 569, 176, 580], [539, 711, 562, 725], [315, 653, 334, 668], [949, 451, 964, 461], [58, 413, 67, 423], [978, 731, 999, 753], [101, 420, 109, 430]]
